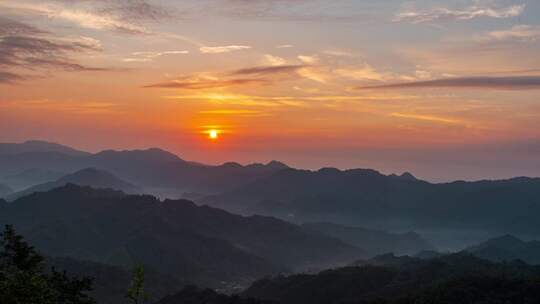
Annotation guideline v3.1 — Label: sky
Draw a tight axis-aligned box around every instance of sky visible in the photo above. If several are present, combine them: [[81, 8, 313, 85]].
[[0, 0, 539, 181]]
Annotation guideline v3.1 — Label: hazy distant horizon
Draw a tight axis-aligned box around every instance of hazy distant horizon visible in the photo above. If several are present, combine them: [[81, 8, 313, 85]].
[[1, 138, 538, 183]]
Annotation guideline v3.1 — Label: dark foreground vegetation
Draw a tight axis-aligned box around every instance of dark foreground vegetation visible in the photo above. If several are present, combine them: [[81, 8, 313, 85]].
[[0, 225, 94, 304]]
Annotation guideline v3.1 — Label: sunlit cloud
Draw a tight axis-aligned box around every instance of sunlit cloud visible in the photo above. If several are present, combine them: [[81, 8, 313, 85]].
[[199, 45, 252, 54], [480, 25, 540, 42], [394, 4, 525, 24], [199, 109, 268, 117], [0, 2, 151, 34], [144, 77, 268, 90], [123, 50, 189, 62], [335, 65, 388, 82], [323, 50, 354, 57], [0, 99, 120, 114], [297, 67, 328, 83], [276, 44, 293, 48], [391, 112, 463, 125], [298, 55, 318, 64], [263, 54, 287, 66]]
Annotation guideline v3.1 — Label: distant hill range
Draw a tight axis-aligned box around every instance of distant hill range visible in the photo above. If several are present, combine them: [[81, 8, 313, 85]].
[[0, 184, 361, 288], [0, 183, 13, 198], [302, 222, 435, 257], [1, 168, 66, 191], [466, 235, 540, 265], [204, 167, 540, 237], [0, 140, 90, 157], [0, 140, 289, 195], [3, 140, 540, 239], [6, 168, 142, 201]]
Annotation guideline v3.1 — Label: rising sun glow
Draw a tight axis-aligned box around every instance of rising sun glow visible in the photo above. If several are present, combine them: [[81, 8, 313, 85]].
[[208, 129, 219, 140]]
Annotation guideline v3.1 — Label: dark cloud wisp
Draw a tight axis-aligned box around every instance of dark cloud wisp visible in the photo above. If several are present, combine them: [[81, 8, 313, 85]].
[[0, 18, 108, 84], [144, 78, 269, 89], [231, 64, 305, 76], [357, 76, 540, 90]]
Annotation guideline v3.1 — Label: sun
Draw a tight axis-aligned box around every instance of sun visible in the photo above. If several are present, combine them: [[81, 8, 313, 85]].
[[208, 129, 219, 140]]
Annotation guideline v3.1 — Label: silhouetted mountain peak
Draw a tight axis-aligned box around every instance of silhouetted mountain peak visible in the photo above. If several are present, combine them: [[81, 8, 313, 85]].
[[94, 148, 183, 163], [489, 234, 524, 246], [0, 140, 90, 156], [222, 162, 243, 168], [318, 167, 341, 174], [344, 168, 384, 177], [162, 198, 198, 209], [60, 167, 106, 178], [54, 168, 139, 190], [43, 183, 126, 199], [6, 168, 141, 201], [400, 172, 417, 180], [465, 234, 540, 265], [266, 160, 288, 169]]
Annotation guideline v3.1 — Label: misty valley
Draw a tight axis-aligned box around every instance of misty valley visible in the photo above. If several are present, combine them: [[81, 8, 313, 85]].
[[1, 140, 540, 303]]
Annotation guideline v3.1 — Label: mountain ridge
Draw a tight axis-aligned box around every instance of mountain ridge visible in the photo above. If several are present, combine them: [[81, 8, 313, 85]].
[[0, 184, 362, 288], [6, 168, 142, 201]]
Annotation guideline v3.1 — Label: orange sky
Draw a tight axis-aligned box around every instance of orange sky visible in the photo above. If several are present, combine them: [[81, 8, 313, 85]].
[[1, 0, 540, 181]]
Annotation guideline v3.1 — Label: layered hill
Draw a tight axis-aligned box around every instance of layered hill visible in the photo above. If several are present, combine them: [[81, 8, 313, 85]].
[[6, 168, 142, 201], [302, 222, 434, 257], [0, 185, 361, 288], [0, 140, 90, 157], [0, 141, 289, 195], [467, 235, 540, 265], [1, 168, 66, 191], [244, 253, 540, 304], [0, 183, 13, 198], [205, 168, 540, 237]]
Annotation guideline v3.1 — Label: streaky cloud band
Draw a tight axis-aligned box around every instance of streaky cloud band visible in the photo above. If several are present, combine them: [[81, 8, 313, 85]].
[[356, 76, 540, 90]]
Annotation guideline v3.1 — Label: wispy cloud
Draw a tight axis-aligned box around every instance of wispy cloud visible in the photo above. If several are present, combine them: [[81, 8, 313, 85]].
[[394, 4, 525, 24], [335, 65, 389, 82], [298, 55, 318, 64], [95, 0, 172, 23], [145, 62, 308, 90], [0, 71, 25, 84], [205, 0, 376, 23], [0, 2, 151, 34], [391, 113, 463, 124], [263, 54, 287, 66], [199, 109, 265, 116], [357, 76, 540, 90], [480, 25, 540, 42], [123, 50, 189, 62], [199, 45, 252, 54], [231, 65, 305, 76], [0, 17, 111, 83], [0, 17, 46, 35], [144, 77, 268, 90]]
